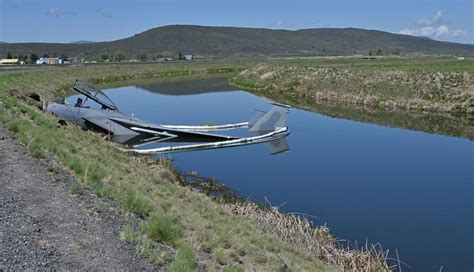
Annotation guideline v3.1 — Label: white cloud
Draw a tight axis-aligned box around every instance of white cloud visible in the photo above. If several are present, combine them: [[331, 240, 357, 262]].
[[433, 11, 443, 24], [46, 7, 63, 17], [45, 7, 76, 18], [416, 11, 442, 26], [400, 11, 466, 39]]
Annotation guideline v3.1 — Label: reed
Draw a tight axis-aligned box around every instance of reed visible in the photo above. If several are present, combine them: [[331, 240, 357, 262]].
[[224, 202, 393, 271]]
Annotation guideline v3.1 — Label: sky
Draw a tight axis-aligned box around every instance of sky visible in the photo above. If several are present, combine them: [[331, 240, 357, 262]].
[[0, 0, 472, 44]]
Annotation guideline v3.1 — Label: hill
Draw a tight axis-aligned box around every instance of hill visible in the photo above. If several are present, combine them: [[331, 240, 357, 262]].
[[70, 40, 94, 44], [1, 25, 473, 59]]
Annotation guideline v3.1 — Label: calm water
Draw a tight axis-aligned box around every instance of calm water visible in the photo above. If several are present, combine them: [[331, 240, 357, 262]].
[[101, 78, 473, 271]]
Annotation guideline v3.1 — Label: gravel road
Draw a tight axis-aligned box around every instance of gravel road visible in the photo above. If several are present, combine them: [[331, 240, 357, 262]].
[[0, 125, 156, 270]]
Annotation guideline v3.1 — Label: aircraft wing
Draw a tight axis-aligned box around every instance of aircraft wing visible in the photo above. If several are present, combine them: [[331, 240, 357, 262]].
[[108, 117, 239, 143]]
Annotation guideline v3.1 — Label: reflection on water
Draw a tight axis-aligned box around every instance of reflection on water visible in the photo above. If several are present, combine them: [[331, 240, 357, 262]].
[[102, 77, 473, 271], [251, 89, 474, 140]]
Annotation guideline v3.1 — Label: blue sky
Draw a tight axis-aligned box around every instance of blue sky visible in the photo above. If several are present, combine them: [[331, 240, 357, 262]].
[[1, 0, 472, 44]]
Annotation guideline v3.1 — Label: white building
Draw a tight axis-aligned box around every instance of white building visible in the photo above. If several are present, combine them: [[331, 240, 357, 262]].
[[36, 57, 63, 64], [0, 59, 19, 65]]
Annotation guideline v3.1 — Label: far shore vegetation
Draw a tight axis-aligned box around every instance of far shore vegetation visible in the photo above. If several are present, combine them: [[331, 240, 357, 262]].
[[0, 61, 397, 271], [230, 57, 474, 139], [231, 58, 473, 115]]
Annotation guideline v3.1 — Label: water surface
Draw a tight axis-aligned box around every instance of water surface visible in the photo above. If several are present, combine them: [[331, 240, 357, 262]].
[[101, 78, 473, 271]]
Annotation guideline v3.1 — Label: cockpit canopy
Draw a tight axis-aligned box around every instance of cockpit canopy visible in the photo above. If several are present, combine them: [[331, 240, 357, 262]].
[[73, 79, 118, 111]]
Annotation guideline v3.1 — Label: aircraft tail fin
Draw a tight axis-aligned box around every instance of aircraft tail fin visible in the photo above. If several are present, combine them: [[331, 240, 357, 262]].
[[249, 102, 291, 133]]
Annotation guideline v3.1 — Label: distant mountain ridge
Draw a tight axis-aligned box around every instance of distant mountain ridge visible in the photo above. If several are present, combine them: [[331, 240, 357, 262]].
[[70, 40, 94, 44], [1, 25, 472, 58]]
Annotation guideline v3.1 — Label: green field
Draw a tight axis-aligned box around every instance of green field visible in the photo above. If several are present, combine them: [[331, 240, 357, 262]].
[[0, 62, 391, 271]]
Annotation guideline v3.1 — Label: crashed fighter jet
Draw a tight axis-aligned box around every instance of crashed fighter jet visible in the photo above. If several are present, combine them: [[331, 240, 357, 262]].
[[46, 79, 291, 154]]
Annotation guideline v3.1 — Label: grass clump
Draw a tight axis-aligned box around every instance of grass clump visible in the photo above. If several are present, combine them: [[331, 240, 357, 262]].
[[70, 183, 81, 196], [27, 139, 44, 158], [7, 120, 20, 133], [170, 245, 197, 272], [215, 248, 229, 266], [142, 211, 183, 247], [120, 225, 136, 242], [136, 237, 171, 264], [123, 190, 151, 217]]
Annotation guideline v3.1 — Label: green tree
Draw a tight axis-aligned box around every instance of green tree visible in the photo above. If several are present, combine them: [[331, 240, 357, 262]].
[[159, 51, 175, 58], [113, 51, 125, 62], [376, 49, 383, 56], [6, 52, 12, 59], [17, 54, 28, 63], [42, 53, 50, 58], [178, 52, 184, 60], [392, 48, 401, 55], [137, 53, 147, 61], [30, 54, 39, 64], [100, 53, 109, 62], [23, 55, 29, 63]]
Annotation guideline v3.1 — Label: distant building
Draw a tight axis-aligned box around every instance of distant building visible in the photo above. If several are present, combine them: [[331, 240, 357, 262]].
[[36, 57, 63, 65], [0, 59, 19, 65], [184, 54, 193, 61], [457, 57, 465, 60]]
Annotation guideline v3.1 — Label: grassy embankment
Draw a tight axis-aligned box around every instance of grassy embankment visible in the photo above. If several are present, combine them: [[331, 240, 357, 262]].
[[0, 63, 391, 271], [231, 58, 474, 139]]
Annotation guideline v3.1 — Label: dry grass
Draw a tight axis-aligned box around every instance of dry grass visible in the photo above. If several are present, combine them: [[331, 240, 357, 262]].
[[224, 202, 393, 271], [231, 59, 474, 115]]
